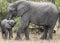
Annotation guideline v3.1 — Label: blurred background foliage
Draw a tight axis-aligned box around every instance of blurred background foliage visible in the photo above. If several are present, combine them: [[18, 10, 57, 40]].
[[0, 0, 60, 32], [0, 0, 8, 23]]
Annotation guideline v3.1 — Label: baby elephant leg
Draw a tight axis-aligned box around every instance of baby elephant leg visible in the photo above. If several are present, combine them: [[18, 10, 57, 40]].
[[8, 29, 13, 39], [4, 30, 8, 39]]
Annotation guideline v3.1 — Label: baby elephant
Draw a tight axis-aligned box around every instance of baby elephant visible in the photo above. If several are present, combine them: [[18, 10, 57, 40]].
[[1, 19, 16, 39]]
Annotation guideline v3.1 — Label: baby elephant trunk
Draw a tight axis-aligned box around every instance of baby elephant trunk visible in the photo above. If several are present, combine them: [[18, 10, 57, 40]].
[[8, 19, 16, 27]]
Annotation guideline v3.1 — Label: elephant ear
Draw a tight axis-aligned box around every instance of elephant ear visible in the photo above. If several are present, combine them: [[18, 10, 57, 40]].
[[8, 19, 16, 27], [17, 3, 30, 17]]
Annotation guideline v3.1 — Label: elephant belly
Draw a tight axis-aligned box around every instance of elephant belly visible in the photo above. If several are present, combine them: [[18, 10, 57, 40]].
[[31, 14, 49, 26], [31, 13, 58, 26]]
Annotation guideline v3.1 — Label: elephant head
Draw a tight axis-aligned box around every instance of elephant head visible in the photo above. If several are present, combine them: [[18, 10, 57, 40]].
[[7, 1, 30, 19], [8, 19, 16, 27]]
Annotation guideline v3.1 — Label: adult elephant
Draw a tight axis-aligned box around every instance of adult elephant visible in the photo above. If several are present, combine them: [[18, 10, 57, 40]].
[[7, 0, 59, 40]]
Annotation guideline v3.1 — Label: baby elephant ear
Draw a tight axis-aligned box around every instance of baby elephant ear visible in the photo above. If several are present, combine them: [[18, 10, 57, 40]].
[[8, 19, 16, 27]]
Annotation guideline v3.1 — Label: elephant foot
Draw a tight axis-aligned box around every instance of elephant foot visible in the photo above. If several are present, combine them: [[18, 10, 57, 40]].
[[9, 36, 13, 39], [26, 38, 30, 40], [46, 38, 52, 40], [9, 37, 12, 40], [15, 37, 21, 40], [3, 36, 7, 39], [2, 35, 7, 39], [3, 37, 7, 39], [40, 35, 47, 40], [9, 38, 11, 40], [40, 37, 44, 40], [47, 36, 53, 40], [40, 37, 52, 40], [40, 37, 46, 40]]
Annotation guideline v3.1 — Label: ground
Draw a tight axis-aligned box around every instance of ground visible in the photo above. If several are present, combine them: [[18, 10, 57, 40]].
[[0, 21, 60, 43]]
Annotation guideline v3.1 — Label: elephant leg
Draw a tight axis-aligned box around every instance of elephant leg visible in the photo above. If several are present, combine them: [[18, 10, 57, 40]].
[[1, 28, 8, 39], [4, 30, 8, 39], [40, 25, 48, 39], [1, 31, 5, 39], [9, 29, 13, 39], [15, 28, 23, 40], [24, 27, 29, 40], [47, 26, 54, 39], [16, 24, 29, 40], [15, 16, 30, 40], [1, 27, 5, 39], [47, 18, 57, 39], [1, 29, 4, 38]]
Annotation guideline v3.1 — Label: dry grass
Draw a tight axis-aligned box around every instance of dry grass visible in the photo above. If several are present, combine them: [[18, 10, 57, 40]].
[[0, 32, 60, 43]]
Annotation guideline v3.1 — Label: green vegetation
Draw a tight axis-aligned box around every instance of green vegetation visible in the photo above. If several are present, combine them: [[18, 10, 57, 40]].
[[55, 0, 60, 6], [0, 0, 8, 22], [13, 17, 21, 32]]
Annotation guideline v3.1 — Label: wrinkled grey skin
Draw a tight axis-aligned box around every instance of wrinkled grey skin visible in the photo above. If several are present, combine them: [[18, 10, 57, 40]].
[[1, 19, 16, 39], [7, 1, 59, 40]]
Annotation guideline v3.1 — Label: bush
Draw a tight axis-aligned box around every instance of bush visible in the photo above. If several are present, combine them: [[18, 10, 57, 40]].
[[0, 0, 8, 22]]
